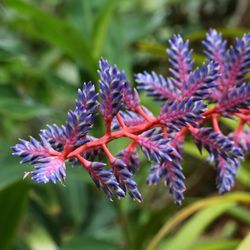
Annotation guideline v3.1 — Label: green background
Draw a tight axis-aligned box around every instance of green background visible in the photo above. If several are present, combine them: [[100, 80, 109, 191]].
[[1, 0, 250, 249]]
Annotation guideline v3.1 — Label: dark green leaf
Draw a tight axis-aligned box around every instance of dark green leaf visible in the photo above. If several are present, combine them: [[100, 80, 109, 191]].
[[0, 182, 29, 250], [61, 235, 119, 250]]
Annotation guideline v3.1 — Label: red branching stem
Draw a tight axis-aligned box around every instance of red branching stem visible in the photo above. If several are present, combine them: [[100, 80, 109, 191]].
[[212, 114, 222, 134], [105, 119, 112, 135], [234, 112, 248, 121], [127, 140, 138, 150], [116, 113, 127, 128], [234, 119, 246, 140], [202, 105, 219, 120], [66, 104, 239, 161], [124, 132, 138, 141], [187, 125, 199, 135], [135, 106, 154, 121], [240, 109, 250, 115], [67, 117, 158, 158], [49, 149, 61, 157], [161, 125, 168, 138], [76, 154, 90, 169], [102, 144, 115, 163], [177, 128, 188, 139]]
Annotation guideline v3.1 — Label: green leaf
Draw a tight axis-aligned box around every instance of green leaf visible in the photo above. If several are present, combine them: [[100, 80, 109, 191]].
[[237, 163, 250, 189], [192, 239, 239, 250], [0, 155, 27, 191], [228, 206, 250, 225], [237, 232, 250, 250], [162, 202, 235, 250], [147, 193, 250, 250], [220, 117, 239, 130], [92, 0, 116, 59], [66, 0, 93, 38], [0, 182, 29, 250], [5, 0, 97, 78], [61, 235, 119, 250], [54, 178, 88, 225], [184, 141, 208, 160], [0, 98, 50, 120]]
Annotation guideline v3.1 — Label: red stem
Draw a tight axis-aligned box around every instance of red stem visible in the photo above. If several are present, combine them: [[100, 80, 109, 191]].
[[65, 104, 244, 161], [102, 144, 115, 163], [116, 113, 127, 128], [212, 114, 222, 134], [234, 119, 246, 141], [105, 119, 112, 135], [135, 106, 154, 121]]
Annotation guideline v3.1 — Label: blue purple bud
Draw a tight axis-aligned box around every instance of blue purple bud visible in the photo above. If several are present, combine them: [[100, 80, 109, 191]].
[[98, 58, 126, 122]]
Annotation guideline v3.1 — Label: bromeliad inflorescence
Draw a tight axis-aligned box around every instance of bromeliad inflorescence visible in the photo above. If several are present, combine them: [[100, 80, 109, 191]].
[[12, 29, 250, 205]]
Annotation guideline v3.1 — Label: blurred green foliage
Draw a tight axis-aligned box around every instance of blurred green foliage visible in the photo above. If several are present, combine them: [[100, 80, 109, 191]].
[[0, 0, 250, 249]]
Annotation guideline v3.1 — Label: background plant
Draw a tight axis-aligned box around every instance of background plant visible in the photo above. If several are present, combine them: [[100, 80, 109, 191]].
[[1, 0, 250, 250]]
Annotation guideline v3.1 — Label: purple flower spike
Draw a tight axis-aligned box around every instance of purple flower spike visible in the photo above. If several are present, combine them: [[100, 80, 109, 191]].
[[181, 61, 219, 100], [135, 71, 179, 102], [160, 98, 206, 130], [218, 83, 250, 114], [234, 130, 250, 152], [12, 136, 66, 183], [167, 34, 194, 87], [139, 129, 173, 163], [112, 111, 146, 130], [98, 58, 127, 122], [224, 34, 250, 89], [111, 159, 142, 202], [122, 81, 140, 111], [117, 148, 140, 175], [64, 83, 97, 147], [194, 128, 244, 161], [12, 136, 53, 165], [76, 82, 98, 114], [215, 156, 240, 194], [31, 157, 66, 184], [147, 159, 185, 205], [11, 31, 250, 204], [88, 162, 126, 201], [203, 29, 227, 72], [41, 124, 67, 150]]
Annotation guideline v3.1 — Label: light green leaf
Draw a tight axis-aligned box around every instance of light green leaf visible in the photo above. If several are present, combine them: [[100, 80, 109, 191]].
[[237, 232, 250, 250], [184, 141, 208, 160], [162, 202, 235, 250], [92, 0, 116, 59], [192, 239, 239, 250], [228, 206, 250, 225]]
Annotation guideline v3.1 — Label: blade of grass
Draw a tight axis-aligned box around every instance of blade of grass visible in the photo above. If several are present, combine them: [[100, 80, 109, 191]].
[[147, 192, 250, 250], [163, 202, 235, 250], [192, 239, 239, 250], [92, 0, 116, 59], [237, 232, 250, 250]]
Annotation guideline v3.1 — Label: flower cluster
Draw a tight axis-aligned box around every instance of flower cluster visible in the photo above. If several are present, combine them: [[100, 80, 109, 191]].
[[12, 29, 250, 205]]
